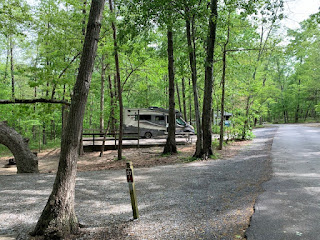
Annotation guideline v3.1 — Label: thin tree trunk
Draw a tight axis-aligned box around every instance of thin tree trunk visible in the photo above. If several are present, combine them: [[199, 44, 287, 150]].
[[31, 1, 105, 238], [3, 39, 9, 81], [89, 96, 93, 128], [163, 23, 177, 155], [10, 37, 15, 99], [283, 107, 287, 123], [100, 55, 106, 132], [108, 74, 115, 132], [42, 123, 47, 145], [165, 75, 168, 109], [218, 15, 230, 150], [176, 80, 182, 113], [189, 78, 192, 124], [242, 95, 251, 139], [219, 40, 228, 149], [304, 104, 311, 121], [202, 0, 218, 159], [109, 0, 123, 160], [295, 79, 301, 123], [186, 16, 202, 158], [181, 77, 187, 121]]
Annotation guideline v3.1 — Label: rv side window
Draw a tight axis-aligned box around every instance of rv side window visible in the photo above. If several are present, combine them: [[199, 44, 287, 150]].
[[155, 116, 165, 121], [136, 115, 152, 121]]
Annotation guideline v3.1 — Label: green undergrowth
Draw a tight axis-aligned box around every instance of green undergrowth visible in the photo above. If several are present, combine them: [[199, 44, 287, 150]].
[[0, 138, 61, 158]]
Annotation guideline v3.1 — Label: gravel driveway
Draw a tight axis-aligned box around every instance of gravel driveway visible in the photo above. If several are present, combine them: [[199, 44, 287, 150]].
[[0, 127, 277, 240]]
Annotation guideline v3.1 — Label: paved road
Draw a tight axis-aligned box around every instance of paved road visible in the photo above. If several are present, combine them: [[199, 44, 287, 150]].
[[246, 124, 320, 239]]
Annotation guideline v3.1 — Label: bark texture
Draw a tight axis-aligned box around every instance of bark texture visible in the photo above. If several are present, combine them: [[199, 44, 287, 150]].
[[186, 16, 203, 158], [163, 25, 177, 154], [109, 0, 123, 160], [202, 0, 218, 159], [0, 121, 38, 173], [219, 22, 230, 150], [31, 0, 105, 238]]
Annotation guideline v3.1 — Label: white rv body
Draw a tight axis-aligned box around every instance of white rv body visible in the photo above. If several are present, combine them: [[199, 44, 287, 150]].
[[124, 107, 194, 138]]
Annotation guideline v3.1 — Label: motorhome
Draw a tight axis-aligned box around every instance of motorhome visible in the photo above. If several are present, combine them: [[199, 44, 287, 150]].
[[124, 107, 194, 138]]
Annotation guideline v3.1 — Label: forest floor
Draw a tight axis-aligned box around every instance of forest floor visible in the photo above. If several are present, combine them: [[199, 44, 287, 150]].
[[2, 122, 318, 175], [0, 138, 250, 175], [0, 126, 285, 240], [0, 124, 318, 239], [0, 126, 279, 240]]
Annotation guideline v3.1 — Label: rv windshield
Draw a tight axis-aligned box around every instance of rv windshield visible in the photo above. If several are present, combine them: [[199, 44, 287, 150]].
[[176, 117, 186, 126]]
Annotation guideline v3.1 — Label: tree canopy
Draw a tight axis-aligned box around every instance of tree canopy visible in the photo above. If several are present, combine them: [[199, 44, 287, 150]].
[[0, 0, 319, 150]]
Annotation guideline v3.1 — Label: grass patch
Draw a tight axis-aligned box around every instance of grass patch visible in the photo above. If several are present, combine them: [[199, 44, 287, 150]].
[[0, 145, 12, 157], [181, 156, 198, 163], [210, 153, 220, 160]]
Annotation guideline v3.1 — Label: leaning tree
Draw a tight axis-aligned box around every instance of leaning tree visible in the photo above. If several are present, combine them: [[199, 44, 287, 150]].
[[0, 121, 39, 173], [31, 0, 105, 238]]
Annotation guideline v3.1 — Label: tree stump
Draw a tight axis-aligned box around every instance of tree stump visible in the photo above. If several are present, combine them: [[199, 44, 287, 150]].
[[0, 121, 39, 173]]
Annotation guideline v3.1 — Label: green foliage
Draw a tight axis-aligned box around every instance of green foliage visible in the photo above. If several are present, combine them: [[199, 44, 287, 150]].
[[0, 0, 318, 157], [181, 156, 198, 163]]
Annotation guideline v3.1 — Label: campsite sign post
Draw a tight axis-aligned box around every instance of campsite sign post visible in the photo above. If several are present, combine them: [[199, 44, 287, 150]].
[[126, 161, 139, 219]]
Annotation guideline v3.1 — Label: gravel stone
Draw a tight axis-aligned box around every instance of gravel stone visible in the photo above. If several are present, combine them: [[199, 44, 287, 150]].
[[0, 127, 277, 240]]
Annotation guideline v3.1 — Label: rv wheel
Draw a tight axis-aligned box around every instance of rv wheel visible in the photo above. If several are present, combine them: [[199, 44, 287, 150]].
[[144, 132, 152, 139]]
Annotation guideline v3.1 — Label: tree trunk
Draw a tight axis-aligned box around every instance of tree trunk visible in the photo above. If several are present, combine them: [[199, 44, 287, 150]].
[[181, 77, 187, 121], [31, 1, 105, 238], [109, 0, 123, 160], [295, 79, 301, 123], [10, 37, 15, 99], [3, 39, 9, 81], [100, 55, 106, 132], [219, 44, 227, 150], [50, 120, 55, 141], [108, 74, 115, 132], [189, 78, 192, 124], [0, 122, 39, 173], [186, 16, 203, 158], [218, 18, 230, 150], [242, 95, 251, 139], [202, 0, 218, 159], [283, 107, 287, 123], [82, 0, 87, 37], [163, 24, 177, 155], [42, 122, 47, 145], [176, 80, 182, 113]]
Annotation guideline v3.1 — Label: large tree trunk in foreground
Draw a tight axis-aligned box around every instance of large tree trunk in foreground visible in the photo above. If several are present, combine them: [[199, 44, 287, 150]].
[[163, 24, 177, 155], [202, 0, 218, 159], [31, 1, 105, 238], [0, 121, 38, 173]]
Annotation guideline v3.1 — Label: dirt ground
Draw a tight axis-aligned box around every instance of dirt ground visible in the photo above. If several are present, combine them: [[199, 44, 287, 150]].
[[0, 128, 278, 240], [0, 140, 250, 175]]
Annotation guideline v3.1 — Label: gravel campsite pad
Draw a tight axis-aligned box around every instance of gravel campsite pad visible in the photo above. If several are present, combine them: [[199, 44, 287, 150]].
[[0, 127, 277, 240]]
